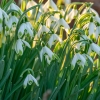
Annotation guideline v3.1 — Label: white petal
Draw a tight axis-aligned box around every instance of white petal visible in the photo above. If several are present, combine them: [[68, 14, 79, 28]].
[[37, 25, 50, 38], [45, 55, 51, 64], [9, 3, 22, 14], [23, 75, 28, 88], [94, 27, 99, 40], [27, 74, 33, 85], [48, 34, 62, 48], [18, 23, 26, 38], [30, 74, 39, 86], [64, 0, 71, 4], [59, 18, 70, 33], [89, 22, 96, 35], [15, 39, 23, 55], [26, 26, 33, 37], [46, 16, 58, 27], [26, 0, 37, 10], [71, 54, 78, 68], [40, 48, 43, 61], [43, 0, 58, 12], [67, 9, 78, 21], [90, 8, 99, 17], [0, 8, 3, 22], [78, 53, 86, 64], [91, 43, 100, 55], [43, 46, 54, 59], [22, 40, 31, 48], [94, 16, 100, 23], [86, 55, 93, 63]]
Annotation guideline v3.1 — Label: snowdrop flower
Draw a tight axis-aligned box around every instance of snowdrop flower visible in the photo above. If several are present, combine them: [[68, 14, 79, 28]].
[[18, 22, 33, 38], [6, 16, 18, 29], [82, 54, 93, 63], [26, 0, 37, 17], [64, 0, 71, 4], [48, 34, 62, 48], [82, 7, 99, 16], [71, 53, 87, 69], [66, 8, 78, 23], [23, 74, 39, 89], [15, 39, 31, 55], [43, 0, 58, 12], [0, 8, 8, 23], [94, 26, 100, 40], [88, 43, 100, 55], [88, 22, 96, 36], [80, 35, 88, 40], [46, 16, 58, 28], [90, 8, 99, 17], [0, 8, 8, 32], [37, 25, 50, 38], [94, 16, 100, 23], [74, 42, 81, 50], [54, 18, 70, 33], [8, 3, 22, 14], [40, 46, 54, 64]]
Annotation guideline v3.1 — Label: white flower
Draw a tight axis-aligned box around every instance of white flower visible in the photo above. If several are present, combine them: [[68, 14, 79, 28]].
[[26, 0, 37, 17], [8, 3, 22, 14], [66, 9, 78, 23], [15, 39, 31, 55], [0, 8, 8, 32], [90, 8, 99, 17], [48, 34, 62, 48], [43, 0, 58, 12], [75, 42, 81, 50], [89, 22, 96, 36], [0, 8, 8, 23], [6, 16, 18, 29], [82, 54, 93, 63], [40, 46, 54, 64], [94, 16, 100, 23], [46, 16, 58, 28], [23, 74, 39, 89], [94, 26, 100, 40], [80, 35, 88, 40], [18, 22, 34, 38], [71, 53, 87, 69], [37, 25, 50, 38], [88, 43, 100, 55], [64, 0, 71, 4], [82, 7, 99, 16], [54, 18, 70, 33]]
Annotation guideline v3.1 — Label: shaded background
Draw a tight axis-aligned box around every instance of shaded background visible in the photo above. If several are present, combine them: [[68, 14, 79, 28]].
[[14, 0, 100, 15]]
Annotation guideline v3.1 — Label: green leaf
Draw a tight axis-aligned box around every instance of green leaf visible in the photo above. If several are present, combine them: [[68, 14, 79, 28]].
[[81, 69, 99, 89], [69, 85, 79, 100], [0, 60, 5, 80]]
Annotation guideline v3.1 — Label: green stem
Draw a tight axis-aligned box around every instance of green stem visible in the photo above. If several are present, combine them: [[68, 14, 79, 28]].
[[15, 4, 41, 39], [0, 69, 12, 89]]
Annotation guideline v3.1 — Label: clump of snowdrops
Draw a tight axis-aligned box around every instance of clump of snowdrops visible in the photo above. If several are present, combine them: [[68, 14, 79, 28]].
[[0, 0, 100, 100]]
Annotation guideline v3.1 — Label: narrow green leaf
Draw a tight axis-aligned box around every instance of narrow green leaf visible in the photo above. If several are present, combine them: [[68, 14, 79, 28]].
[[0, 60, 5, 80]]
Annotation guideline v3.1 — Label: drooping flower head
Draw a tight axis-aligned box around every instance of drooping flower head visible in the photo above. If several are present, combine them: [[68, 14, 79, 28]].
[[23, 74, 39, 89], [43, 0, 58, 12], [40, 46, 54, 64]]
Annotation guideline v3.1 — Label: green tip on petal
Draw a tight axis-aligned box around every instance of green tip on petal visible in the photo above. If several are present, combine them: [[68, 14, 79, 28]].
[[23, 85, 26, 89], [19, 50, 23, 56], [71, 65, 74, 70]]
